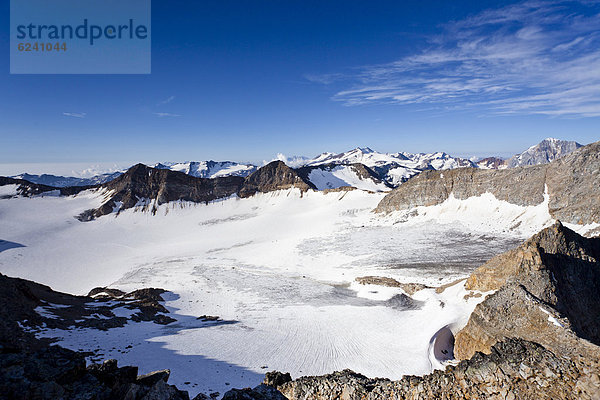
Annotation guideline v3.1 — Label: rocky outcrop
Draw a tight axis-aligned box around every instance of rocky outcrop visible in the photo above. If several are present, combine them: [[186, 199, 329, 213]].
[[0, 273, 192, 399], [238, 161, 315, 198], [354, 276, 431, 295], [0, 273, 176, 351], [476, 156, 506, 169], [230, 338, 598, 399], [455, 222, 600, 362], [375, 140, 600, 225], [0, 346, 190, 400]]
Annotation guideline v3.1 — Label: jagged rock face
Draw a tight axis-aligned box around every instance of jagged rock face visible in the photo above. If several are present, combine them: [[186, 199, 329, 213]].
[[546, 141, 600, 225], [0, 347, 190, 400], [238, 161, 315, 198], [507, 138, 582, 168], [375, 163, 547, 211], [456, 223, 600, 363], [375, 141, 600, 225], [239, 339, 598, 400], [93, 163, 245, 217]]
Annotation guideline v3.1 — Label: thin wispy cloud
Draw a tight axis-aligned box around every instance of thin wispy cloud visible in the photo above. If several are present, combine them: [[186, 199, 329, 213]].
[[62, 112, 87, 118], [154, 112, 182, 117], [317, 0, 600, 117], [158, 95, 175, 105]]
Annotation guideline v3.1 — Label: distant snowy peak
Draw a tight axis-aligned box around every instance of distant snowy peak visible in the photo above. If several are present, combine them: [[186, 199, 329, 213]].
[[300, 147, 474, 187], [506, 138, 582, 168], [399, 151, 476, 170], [11, 172, 123, 188], [154, 161, 257, 178]]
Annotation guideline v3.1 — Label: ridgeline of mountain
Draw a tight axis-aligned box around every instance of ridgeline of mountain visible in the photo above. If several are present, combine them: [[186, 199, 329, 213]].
[[225, 223, 600, 400], [507, 138, 582, 168], [90, 163, 245, 218], [0, 176, 92, 197], [10, 172, 123, 188], [238, 160, 315, 198], [375, 140, 600, 225]]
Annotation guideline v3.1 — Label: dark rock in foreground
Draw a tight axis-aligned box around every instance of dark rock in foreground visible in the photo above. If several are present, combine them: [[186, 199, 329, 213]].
[[1, 347, 189, 400], [247, 338, 597, 400]]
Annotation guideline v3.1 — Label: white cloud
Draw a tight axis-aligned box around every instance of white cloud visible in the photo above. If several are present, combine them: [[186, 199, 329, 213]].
[[316, 0, 600, 117], [158, 96, 175, 105], [154, 112, 182, 117], [62, 112, 86, 118]]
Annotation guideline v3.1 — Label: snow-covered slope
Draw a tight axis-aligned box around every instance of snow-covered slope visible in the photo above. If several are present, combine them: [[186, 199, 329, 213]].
[[154, 161, 257, 178], [0, 186, 544, 397], [506, 138, 582, 168], [304, 164, 390, 192]]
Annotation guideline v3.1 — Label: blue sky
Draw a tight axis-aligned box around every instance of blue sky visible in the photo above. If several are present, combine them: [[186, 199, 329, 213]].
[[1, 0, 599, 173]]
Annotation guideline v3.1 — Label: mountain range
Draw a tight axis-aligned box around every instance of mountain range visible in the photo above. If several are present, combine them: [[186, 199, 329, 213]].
[[9, 138, 582, 189]]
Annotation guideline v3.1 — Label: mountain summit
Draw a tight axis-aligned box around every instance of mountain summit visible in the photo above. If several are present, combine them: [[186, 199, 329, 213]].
[[506, 138, 582, 168]]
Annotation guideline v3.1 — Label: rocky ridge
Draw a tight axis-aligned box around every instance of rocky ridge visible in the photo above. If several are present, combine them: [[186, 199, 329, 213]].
[[455, 222, 600, 360], [237, 161, 314, 198], [375, 140, 600, 225]]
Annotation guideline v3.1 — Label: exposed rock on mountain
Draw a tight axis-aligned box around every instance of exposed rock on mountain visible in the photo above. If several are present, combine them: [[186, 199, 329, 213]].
[[91, 163, 245, 218], [507, 138, 582, 168], [238, 161, 315, 198], [476, 156, 506, 169], [354, 276, 431, 295], [1, 349, 190, 400], [455, 222, 600, 361], [375, 141, 600, 225], [0, 273, 176, 347]]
